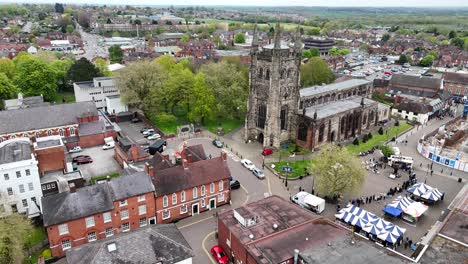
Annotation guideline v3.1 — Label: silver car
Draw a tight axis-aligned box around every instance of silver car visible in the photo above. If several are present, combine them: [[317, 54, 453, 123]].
[[252, 167, 265, 179]]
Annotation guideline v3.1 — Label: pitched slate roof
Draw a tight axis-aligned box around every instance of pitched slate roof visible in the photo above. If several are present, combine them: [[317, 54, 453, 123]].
[[151, 155, 230, 196], [395, 101, 430, 114], [0, 101, 97, 135], [42, 171, 154, 226], [182, 144, 207, 161], [390, 74, 442, 90], [42, 184, 113, 227], [443, 72, 468, 85], [108, 171, 155, 201], [66, 224, 193, 264]]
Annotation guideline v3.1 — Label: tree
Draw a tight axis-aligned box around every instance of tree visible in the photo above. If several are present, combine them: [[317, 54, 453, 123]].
[[378, 127, 384, 135], [329, 47, 339, 56], [66, 24, 74, 34], [108, 45, 123, 64], [50, 59, 73, 91], [397, 54, 409, 65], [382, 34, 391, 42], [312, 144, 366, 197], [380, 145, 394, 157], [66, 58, 101, 88], [180, 34, 190, 43], [0, 58, 15, 80], [448, 30, 457, 39], [234, 33, 246, 44], [0, 73, 18, 108], [188, 73, 215, 124], [451, 37, 464, 49], [14, 58, 57, 101], [33, 50, 59, 64], [300, 57, 335, 88], [0, 213, 34, 263], [55, 3, 64, 13], [338, 48, 350, 56], [77, 12, 90, 28], [94, 58, 111, 76], [306, 27, 321, 36], [419, 55, 435, 67], [302, 48, 319, 59]]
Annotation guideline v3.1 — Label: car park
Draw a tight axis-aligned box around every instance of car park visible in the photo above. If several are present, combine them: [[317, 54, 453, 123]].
[[212, 139, 223, 148], [72, 155, 93, 165], [230, 180, 240, 190], [241, 159, 255, 170], [68, 146, 82, 153], [252, 167, 265, 179], [210, 245, 228, 264]]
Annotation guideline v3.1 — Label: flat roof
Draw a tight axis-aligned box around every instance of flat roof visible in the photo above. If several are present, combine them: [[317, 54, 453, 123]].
[[303, 96, 376, 120], [301, 79, 371, 98], [0, 139, 32, 165], [35, 138, 62, 149]]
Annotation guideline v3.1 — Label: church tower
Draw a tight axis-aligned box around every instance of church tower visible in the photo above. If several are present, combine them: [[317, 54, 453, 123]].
[[245, 21, 302, 148]]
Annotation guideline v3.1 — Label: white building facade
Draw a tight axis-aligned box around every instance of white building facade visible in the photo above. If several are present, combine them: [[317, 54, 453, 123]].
[[73, 77, 120, 109], [0, 138, 42, 218]]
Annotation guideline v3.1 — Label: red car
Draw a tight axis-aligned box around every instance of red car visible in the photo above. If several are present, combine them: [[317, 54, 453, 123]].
[[210, 245, 228, 264], [73, 156, 93, 165], [262, 148, 273, 156]]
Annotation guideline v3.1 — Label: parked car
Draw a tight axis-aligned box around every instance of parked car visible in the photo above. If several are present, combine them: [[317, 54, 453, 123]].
[[210, 245, 228, 264], [212, 139, 223, 148], [140, 127, 150, 133], [68, 146, 82, 153], [143, 129, 155, 135], [131, 118, 140, 123], [252, 167, 265, 179], [241, 159, 255, 170], [230, 180, 240, 190], [147, 133, 161, 140], [262, 148, 273, 156], [144, 132, 156, 138], [73, 156, 93, 165]]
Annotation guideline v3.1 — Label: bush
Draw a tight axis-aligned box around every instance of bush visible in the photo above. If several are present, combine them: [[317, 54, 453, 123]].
[[378, 127, 384, 135], [367, 133, 373, 139], [362, 134, 368, 143], [353, 138, 359, 145], [395, 120, 400, 126], [42, 249, 52, 259], [380, 145, 394, 157]]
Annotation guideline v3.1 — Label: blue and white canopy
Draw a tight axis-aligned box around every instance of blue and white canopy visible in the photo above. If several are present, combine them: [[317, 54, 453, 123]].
[[350, 217, 369, 228], [363, 223, 383, 236], [371, 218, 392, 229], [377, 230, 399, 244], [384, 225, 406, 236], [388, 196, 414, 210], [421, 188, 444, 202], [407, 183, 432, 196]]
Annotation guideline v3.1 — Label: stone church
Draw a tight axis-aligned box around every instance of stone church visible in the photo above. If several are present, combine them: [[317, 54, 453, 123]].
[[245, 22, 390, 150]]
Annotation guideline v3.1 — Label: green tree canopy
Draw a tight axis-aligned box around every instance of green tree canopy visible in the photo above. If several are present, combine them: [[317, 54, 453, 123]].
[[108, 45, 124, 64], [312, 144, 366, 197], [419, 55, 435, 67], [0, 213, 34, 263], [33, 50, 59, 64], [0, 73, 18, 107], [448, 30, 457, 39], [234, 32, 246, 44], [66, 58, 101, 88], [300, 57, 335, 88], [188, 72, 215, 124], [382, 34, 391, 42], [397, 54, 409, 65], [302, 48, 320, 59], [50, 59, 73, 91], [451, 37, 464, 49], [0, 58, 15, 80], [94, 58, 112, 77], [180, 34, 190, 43], [14, 59, 58, 101]]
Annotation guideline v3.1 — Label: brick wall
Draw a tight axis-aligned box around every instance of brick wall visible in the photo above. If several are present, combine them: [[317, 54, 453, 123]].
[[155, 180, 230, 224], [35, 146, 66, 175], [47, 191, 155, 257]]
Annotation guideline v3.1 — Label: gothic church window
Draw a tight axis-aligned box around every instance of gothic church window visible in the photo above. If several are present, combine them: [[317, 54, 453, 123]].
[[280, 106, 288, 130], [318, 124, 325, 142], [257, 105, 267, 129], [258, 68, 263, 78], [265, 69, 270, 80], [298, 123, 307, 141]]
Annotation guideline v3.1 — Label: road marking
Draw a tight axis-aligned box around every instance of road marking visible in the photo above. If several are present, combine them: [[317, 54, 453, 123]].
[[239, 184, 250, 206], [240, 184, 249, 194], [178, 215, 214, 230], [202, 231, 217, 264], [267, 173, 272, 195]]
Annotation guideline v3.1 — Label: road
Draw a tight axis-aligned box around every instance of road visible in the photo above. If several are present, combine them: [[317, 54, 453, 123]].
[[77, 25, 107, 60]]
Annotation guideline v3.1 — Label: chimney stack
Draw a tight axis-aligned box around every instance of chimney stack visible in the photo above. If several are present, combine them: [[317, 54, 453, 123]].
[[182, 159, 189, 169], [187, 154, 193, 163], [145, 162, 154, 177], [221, 151, 227, 161]]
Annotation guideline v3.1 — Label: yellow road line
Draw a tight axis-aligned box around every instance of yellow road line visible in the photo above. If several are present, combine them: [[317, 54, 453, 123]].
[[202, 231, 217, 264], [178, 215, 214, 230]]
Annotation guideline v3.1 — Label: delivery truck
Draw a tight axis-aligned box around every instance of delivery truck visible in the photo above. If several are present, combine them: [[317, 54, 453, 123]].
[[291, 191, 325, 214]]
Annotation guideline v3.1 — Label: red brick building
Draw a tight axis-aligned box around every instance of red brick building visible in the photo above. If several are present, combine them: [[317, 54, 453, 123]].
[[0, 101, 116, 149], [147, 144, 231, 224], [443, 72, 468, 100], [114, 136, 150, 168], [41, 171, 156, 257], [33, 136, 67, 175]]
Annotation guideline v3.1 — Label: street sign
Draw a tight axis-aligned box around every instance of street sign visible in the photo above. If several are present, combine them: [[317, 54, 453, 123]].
[[282, 166, 293, 172]]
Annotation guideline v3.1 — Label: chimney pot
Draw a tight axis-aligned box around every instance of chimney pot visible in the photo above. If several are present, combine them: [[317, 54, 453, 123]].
[[187, 153, 193, 163], [182, 159, 189, 169], [221, 151, 227, 161]]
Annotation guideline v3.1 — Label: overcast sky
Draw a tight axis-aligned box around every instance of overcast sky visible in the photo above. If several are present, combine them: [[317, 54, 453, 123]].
[[6, 0, 468, 7]]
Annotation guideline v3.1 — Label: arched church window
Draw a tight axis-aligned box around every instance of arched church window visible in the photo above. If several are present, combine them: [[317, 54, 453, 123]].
[[340, 118, 345, 134], [265, 69, 270, 80], [280, 106, 288, 130], [257, 105, 267, 129], [318, 124, 325, 142], [298, 123, 308, 141], [258, 68, 263, 78]]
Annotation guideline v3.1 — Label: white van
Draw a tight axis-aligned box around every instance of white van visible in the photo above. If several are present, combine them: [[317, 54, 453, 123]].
[[102, 137, 115, 150], [291, 191, 325, 214]]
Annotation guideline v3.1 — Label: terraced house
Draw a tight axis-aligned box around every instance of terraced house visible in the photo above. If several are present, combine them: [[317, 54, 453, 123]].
[[41, 171, 155, 257]]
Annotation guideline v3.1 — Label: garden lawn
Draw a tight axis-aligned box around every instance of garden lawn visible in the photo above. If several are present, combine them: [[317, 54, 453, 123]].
[[53, 91, 76, 104], [204, 118, 243, 135], [25, 227, 46, 247], [90, 172, 120, 185], [270, 159, 315, 178], [346, 122, 412, 155]]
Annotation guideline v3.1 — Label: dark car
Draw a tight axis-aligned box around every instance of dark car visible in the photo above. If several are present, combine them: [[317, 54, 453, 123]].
[[73, 156, 93, 165], [212, 139, 223, 148], [230, 180, 240, 190]]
